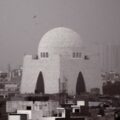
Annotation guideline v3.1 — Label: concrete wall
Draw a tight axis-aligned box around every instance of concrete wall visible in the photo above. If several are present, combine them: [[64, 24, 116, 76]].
[[82, 45, 102, 92], [20, 44, 102, 94], [6, 100, 59, 117], [60, 55, 83, 95], [8, 115, 20, 120], [20, 55, 60, 94]]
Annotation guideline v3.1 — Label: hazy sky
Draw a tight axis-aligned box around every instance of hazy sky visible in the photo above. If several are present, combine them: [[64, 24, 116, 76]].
[[0, 0, 120, 71]]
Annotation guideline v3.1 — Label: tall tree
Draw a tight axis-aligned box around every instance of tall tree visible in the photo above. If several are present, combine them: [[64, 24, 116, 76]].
[[35, 71, 45, 94], [76, 72, 86, 95]]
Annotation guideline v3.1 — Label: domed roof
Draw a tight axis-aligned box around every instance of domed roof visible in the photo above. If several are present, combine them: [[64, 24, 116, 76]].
[[39, 27, 81, 47], [38, 27, 82, 57]]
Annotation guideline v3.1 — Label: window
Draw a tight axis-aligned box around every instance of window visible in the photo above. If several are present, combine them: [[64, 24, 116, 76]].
[[84, 55, 89, 60], [43, 53, 45, 57], [41, 53, 43, 58], [40, 52, 49, 58], [76, 52, 79, 58], [46, 52, 48, 57], [73, 52, 75, 58], [26, 106, 31, 110], [75, 109, 80, 113], [73, 52, 82, 58]]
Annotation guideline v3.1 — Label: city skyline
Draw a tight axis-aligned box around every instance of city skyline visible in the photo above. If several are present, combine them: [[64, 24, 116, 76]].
[[0, 0, 120, 71]]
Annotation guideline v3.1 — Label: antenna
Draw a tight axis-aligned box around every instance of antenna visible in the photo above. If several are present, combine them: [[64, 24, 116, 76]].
[[8, 64, 11, 81]]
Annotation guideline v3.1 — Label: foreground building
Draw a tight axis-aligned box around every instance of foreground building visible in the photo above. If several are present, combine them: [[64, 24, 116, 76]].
[[20, 27, 102, 95]]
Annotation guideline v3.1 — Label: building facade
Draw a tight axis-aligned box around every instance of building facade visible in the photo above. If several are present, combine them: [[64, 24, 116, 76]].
[[20, 27, 102, 95]]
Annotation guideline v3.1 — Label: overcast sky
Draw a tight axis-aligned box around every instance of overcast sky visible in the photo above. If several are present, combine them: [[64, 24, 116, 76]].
[[0, 0, 120, 71]]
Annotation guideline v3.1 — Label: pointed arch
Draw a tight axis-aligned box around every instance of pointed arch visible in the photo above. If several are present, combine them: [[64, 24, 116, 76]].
[[35, 71, 45, 94], [76, 72, 86, 95]]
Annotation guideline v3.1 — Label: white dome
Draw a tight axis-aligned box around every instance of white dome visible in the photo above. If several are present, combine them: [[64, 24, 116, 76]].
[[38, 27, 82, 58]]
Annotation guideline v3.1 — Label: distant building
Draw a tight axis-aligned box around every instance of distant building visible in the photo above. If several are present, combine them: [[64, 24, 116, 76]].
[[102, 71, 120, 95], [0, 72, 9, 82], [5, 84, 18, 92], [0, 68, 22, 96], [90, 88, 100, 95], [21, 27, 102, 95]]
